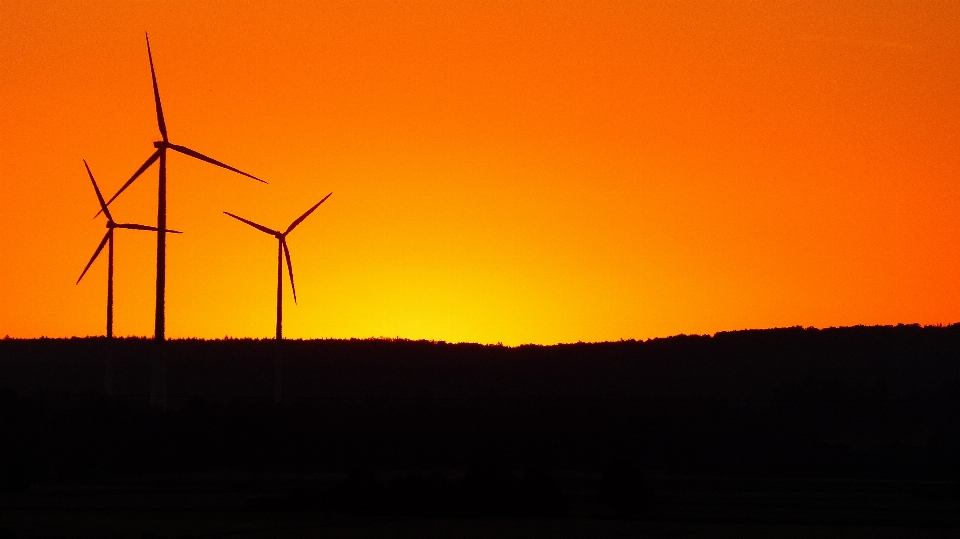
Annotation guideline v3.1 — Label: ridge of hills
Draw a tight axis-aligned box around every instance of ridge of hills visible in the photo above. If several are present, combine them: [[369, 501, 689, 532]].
[[2, 323, 959, 400], [1, 324, 959, 532]]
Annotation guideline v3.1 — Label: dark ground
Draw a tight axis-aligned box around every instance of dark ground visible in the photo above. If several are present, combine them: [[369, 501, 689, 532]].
[[1, 324, 959, 537]]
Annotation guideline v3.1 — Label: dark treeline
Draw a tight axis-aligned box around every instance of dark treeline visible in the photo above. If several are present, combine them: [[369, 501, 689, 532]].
[[4, 324, 960, 400], [1, 325, 959, 523]]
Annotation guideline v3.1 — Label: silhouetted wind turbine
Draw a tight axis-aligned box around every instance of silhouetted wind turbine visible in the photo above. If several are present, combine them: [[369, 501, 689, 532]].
[[224, 193, 332, 340], [97, 33, 265, 343], [77, 160, 181, 338]]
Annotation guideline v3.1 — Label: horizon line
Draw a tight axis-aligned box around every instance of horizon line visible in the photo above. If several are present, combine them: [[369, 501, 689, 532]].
[[6, 322, 960, 348]]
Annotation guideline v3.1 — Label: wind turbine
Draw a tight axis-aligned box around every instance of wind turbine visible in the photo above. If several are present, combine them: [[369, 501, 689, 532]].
[[223, 193, 332, 340], [77, 160, 182, 338], [97, 33, 266, 343]]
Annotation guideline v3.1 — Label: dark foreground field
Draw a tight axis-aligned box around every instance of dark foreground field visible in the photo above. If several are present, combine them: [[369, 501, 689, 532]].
[[1, 325, 959, 537]]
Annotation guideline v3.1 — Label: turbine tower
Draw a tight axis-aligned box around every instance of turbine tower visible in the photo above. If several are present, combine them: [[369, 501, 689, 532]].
[[223, 193, 332, 340], [77, 160, 182, 338], [98, 33, 266, 343]]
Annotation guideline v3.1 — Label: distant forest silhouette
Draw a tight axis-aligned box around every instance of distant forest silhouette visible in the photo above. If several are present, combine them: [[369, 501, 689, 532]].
[[4, 324, 959, 401], [1, 325, 959, 521]]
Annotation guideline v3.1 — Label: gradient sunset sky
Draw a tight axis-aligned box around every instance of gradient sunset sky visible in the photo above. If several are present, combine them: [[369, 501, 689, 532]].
[[1, 1, 959, 344]]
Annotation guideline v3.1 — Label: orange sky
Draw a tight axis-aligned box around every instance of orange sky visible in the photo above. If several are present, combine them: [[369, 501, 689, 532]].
[[1, 1, 959, 344]]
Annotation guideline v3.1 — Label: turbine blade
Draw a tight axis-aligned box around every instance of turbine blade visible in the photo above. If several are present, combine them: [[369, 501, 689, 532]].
[[83, 160, 112, 222], [96, 150, 161, 218], [284, 192, 332, 235], [77, 231, 111, 284], [168, 144, 266, 183], [115, 223, 157, 231], [223, 212, 279, 236], [146, 32, 168, 142], [115, 223, 183, 234], [282, 239, 296, 304]]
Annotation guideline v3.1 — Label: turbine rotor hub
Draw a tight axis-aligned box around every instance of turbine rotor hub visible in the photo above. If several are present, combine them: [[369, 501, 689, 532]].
[[153, 140, 168, 149]]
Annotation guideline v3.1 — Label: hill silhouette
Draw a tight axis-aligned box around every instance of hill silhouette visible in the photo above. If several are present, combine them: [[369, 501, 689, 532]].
[[4, 324, 960, 400], [1, 325, 959, 534]]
